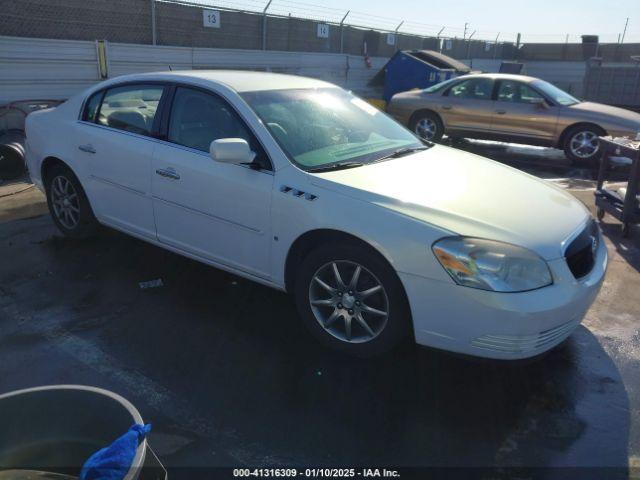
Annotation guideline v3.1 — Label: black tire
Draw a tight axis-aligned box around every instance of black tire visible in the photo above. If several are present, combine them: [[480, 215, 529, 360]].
[[45, 164, 98, 238], [562, 125, 605, 165], [622, 222, 631, 238], [409, 111, 444, 142], [294, 242, 411, 357]]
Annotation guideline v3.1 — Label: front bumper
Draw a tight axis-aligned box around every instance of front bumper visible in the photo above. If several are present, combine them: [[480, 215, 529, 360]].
[[400, 236, 608, 360]]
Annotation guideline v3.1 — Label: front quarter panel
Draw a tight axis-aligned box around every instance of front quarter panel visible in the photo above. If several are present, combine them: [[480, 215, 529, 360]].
[[270, 166, 456, 289]]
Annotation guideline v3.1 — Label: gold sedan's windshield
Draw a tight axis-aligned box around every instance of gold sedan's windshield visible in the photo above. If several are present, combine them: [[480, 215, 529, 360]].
[[531, 80, 580, 106], [242, 88, 424, 171]]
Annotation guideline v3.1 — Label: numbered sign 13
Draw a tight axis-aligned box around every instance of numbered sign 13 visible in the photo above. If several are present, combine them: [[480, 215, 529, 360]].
[[203, 9, 221, 28]]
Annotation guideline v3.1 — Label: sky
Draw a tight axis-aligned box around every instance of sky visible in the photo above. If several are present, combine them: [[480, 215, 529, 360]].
[[211, 0, 638, 43]]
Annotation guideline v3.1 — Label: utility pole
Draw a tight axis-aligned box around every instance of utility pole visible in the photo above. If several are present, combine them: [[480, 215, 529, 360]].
[[262, 0, 272, 51], [493, 32, 500, 59], [340, 10, 350, 54], [463, 22, 469, 40], [621, 17, 629, 44]]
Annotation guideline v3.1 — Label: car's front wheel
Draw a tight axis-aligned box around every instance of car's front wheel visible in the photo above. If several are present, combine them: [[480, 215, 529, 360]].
[[45, 164, 98, 238], [563, 125, 605, 165], [409, 111, 444, 142], [295, 243, 411, 356]]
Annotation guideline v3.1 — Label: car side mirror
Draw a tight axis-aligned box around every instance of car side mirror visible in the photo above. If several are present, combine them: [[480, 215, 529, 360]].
[[210, 138, 256, 165]]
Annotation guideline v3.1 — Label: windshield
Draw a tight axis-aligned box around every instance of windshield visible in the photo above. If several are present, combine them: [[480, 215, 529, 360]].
[[241, 88, 422, 170], [424, 78, 458, 93], [531, 80, 579, 106]]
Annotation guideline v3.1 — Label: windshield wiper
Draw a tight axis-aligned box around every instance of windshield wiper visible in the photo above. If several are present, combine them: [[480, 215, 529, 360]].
[[375, 145, 430, 162], [307, 161, 365, 173]]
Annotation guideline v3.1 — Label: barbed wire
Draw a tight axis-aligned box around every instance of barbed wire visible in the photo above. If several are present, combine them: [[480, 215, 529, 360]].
[[168, 0, 638, 43]]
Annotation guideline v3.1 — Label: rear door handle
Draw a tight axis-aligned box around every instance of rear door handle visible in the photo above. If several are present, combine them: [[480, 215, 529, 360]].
[[442, 105, 452, 110], [155, 167, 180, 180], [495, 110, 506, 115], [78, 144, 96, 154]]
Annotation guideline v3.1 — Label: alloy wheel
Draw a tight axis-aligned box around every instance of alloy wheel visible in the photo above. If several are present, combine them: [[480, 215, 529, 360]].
[[51, 175, 80, 229], [415, 118, 437, 140], [569, 130, 599, 159], [309, 260, 389, 343]]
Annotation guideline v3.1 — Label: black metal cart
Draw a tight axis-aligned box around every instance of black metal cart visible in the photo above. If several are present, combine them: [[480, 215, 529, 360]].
[[595, 137, 640, 237]]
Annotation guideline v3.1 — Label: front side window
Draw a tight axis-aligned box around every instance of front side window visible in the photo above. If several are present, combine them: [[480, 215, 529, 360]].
[[168, 87, 255, 153], [446, 78, 494, 100], [497, 80, 544, 104], [241, 88, 422, 170], [98, 85, 164, 136]]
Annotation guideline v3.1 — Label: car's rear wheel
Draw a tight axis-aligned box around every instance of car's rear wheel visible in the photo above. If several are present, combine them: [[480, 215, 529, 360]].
[[46, 165, 98, 238], [563, 125, 605, 165], [294, 243, 411, 357], [410, 111, 444, 142]]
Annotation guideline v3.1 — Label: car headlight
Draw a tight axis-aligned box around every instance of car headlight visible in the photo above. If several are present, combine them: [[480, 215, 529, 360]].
[[432, 237, 552, 292]]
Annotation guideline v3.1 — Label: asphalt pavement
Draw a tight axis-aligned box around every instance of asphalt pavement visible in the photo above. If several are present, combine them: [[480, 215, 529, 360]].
[[0, 142, 638, 479]]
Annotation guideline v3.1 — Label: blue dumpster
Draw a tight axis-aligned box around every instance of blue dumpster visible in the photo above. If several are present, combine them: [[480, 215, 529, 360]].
[[371, 50, 471, 102]]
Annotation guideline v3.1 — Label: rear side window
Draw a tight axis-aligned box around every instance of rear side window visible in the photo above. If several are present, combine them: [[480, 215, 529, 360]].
[[445, 78, 494, 100], [98, 85, 164, 136], [82, 91, 103, 122]]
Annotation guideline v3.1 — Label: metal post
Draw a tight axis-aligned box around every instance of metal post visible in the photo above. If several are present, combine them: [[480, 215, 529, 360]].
[[466, 30, 475, 61], [340, 10, 350, 54], [437, 27, 445, 52], [394, 21, 404, 52], [621, 17, 629, 44], [262, 0, 272, 51], [151, 0, 156, 46]]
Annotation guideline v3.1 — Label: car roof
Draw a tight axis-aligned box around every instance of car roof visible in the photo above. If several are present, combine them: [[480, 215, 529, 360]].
[[458, 73, 540, 83], [102, 70, 337, 93]]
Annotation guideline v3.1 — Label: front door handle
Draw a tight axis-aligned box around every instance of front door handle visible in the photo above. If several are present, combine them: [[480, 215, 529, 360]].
[[155, 168, 180, 180], [78, 144, 96, 154], [442, 105, 452, 110], [495, 110, 506, 115]]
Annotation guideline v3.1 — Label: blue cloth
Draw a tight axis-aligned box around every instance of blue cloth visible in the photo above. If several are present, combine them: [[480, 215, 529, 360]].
[[80, 423, 151, 480]]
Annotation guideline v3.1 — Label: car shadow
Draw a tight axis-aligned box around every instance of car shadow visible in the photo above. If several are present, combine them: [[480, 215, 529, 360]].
[[599, 219, 640, 274], [4, 225, 626, 478]]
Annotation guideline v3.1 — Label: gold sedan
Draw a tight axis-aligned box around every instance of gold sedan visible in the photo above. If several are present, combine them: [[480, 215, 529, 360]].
[[387, 73, 640, 163]]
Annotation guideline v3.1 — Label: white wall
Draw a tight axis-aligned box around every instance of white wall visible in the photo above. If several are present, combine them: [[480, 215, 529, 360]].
[[0, 35, 386, 103]]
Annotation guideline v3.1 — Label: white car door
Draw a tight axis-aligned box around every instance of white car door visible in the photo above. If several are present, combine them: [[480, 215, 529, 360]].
[[151, 86, 274, 279], [76, 83, 167, 239]]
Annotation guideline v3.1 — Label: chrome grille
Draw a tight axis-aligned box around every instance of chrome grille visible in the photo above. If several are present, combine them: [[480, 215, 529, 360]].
[[565, 220, 598, 279]]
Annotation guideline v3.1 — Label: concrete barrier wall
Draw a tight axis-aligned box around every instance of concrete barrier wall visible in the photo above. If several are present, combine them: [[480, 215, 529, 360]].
[[584, 63, 640, 107], [0, 35, 386, 103]]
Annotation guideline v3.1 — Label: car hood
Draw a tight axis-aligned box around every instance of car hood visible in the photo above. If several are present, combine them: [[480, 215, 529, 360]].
[[309, 145, 590, 260], [568, 101, 640, 126]]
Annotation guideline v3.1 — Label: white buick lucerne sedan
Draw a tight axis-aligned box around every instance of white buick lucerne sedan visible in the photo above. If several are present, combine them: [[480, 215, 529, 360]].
[[25, 71, 607, 359]]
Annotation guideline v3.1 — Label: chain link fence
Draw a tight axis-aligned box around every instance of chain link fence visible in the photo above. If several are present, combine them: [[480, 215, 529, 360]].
[[2, 0, 639, 61], [2, 0, 520, 59]]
